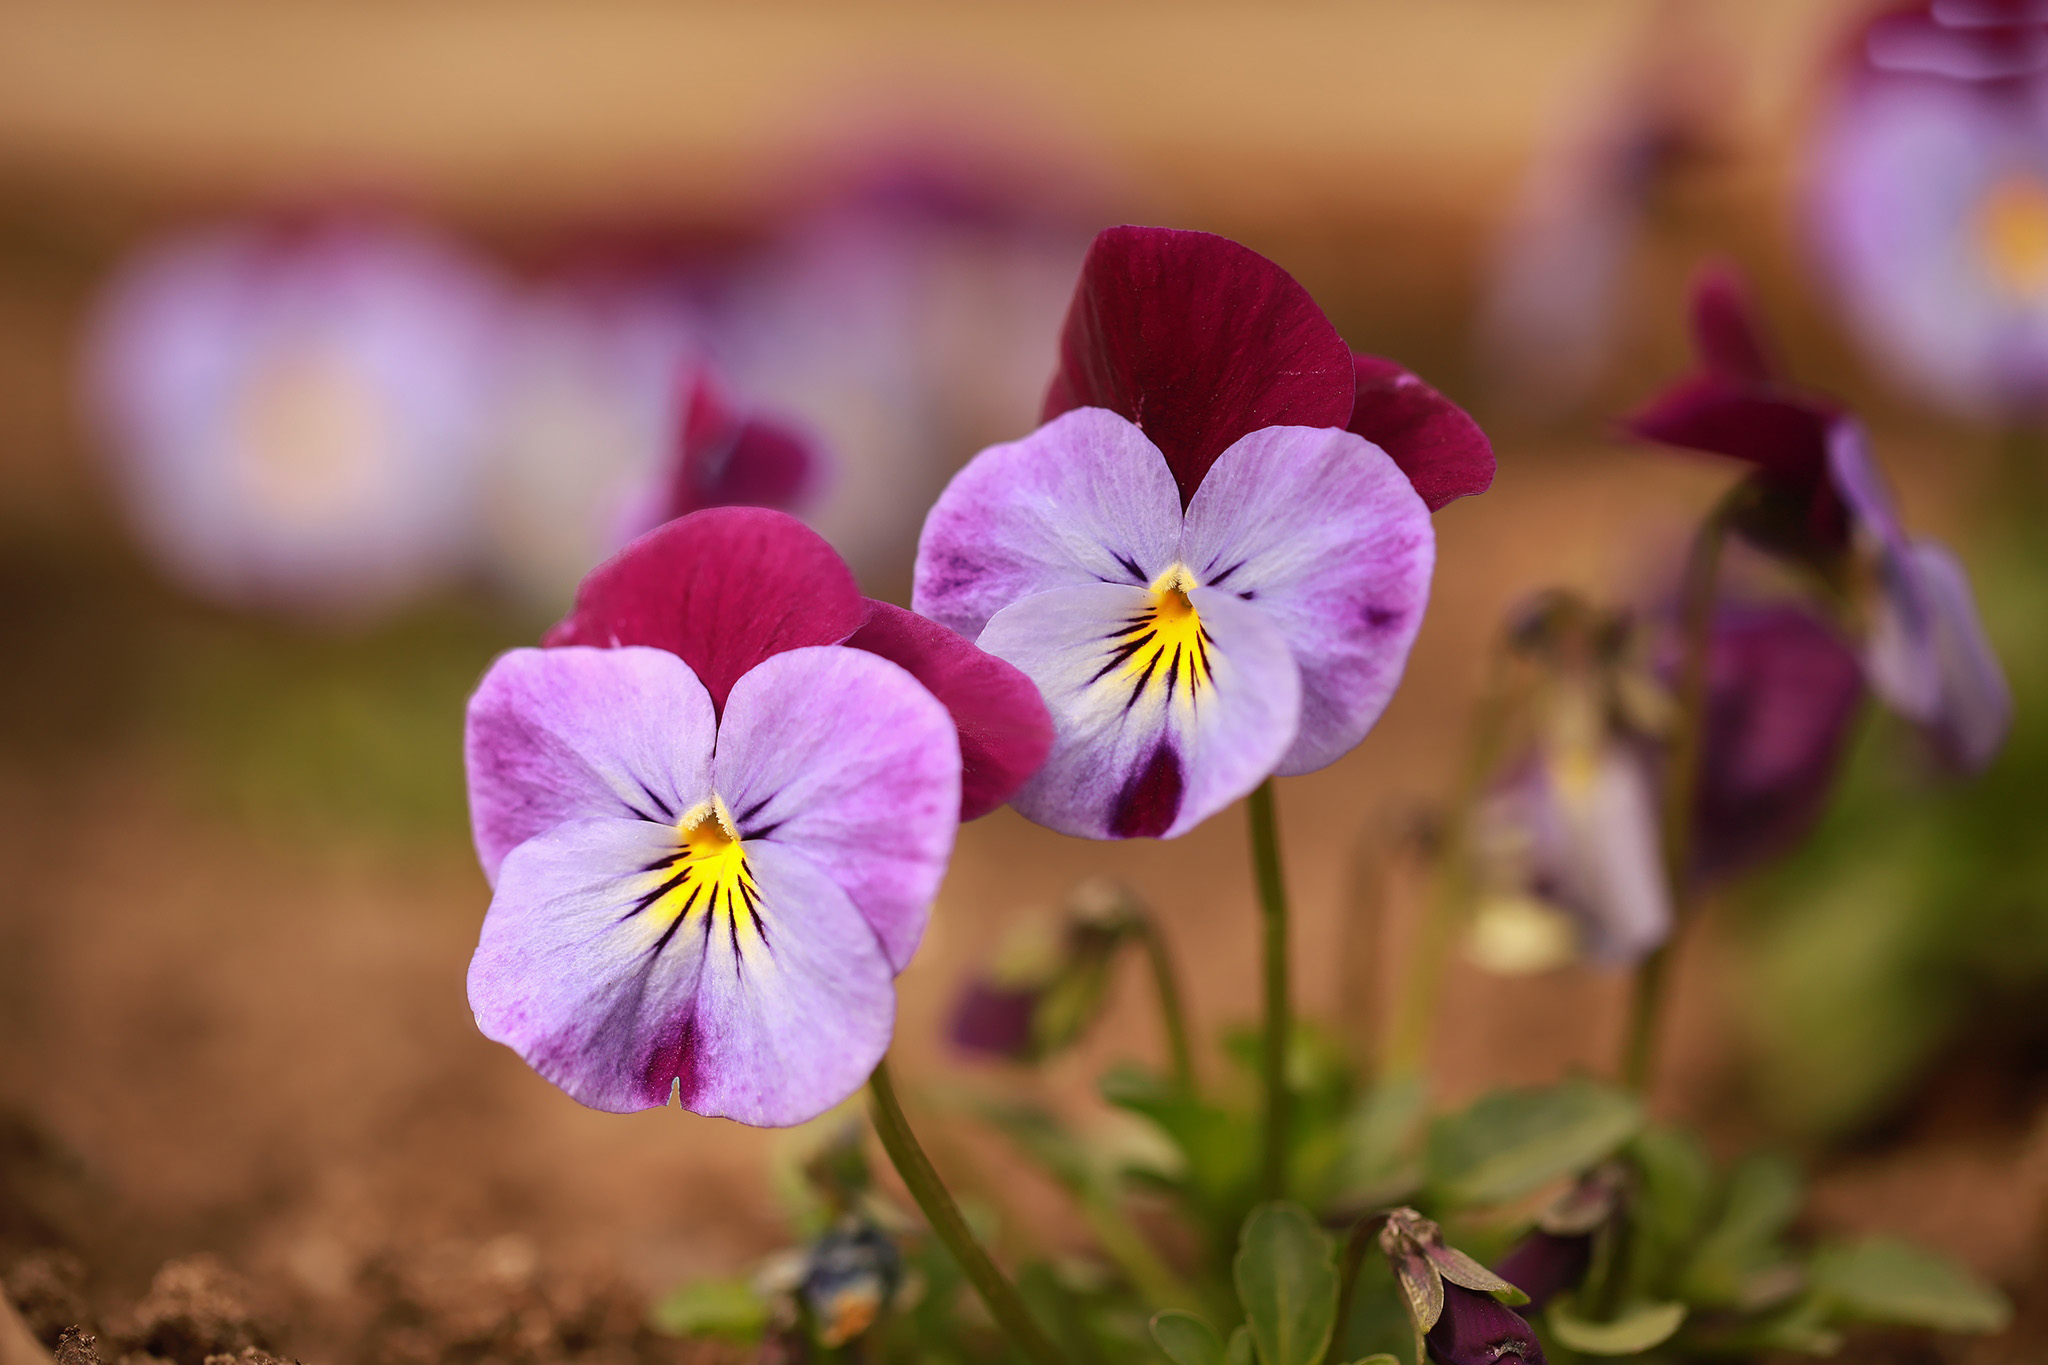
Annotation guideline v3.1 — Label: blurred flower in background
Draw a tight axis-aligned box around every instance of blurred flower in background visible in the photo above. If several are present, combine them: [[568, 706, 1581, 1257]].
[[1808, 0, 2048, 421], [84, 214, 505, 619]]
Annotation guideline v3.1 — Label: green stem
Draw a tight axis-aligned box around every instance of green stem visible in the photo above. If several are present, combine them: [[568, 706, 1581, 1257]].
[[867, 1059, 1064, 1365], [1619, 495, 1735, 1093], [1383, 644, 1521, 1078], [1132, 913, 1197, 1095], [1247, 779, 1291, 1201]]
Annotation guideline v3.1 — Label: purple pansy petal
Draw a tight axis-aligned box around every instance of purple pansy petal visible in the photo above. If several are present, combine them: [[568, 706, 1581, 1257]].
[[465, 646, 716, 884], [911, 407, 1183, 640], [713, 647, 960, 971], [949, 979, 1040, 1060], [1694, 606, 1867, 880], [1040, 226, 1355, 504], [678, 839, 897, 1126], [1348, 354, 1495, 511], [467, 817, 720, 1114], [545, 507, 868, 713], [846, 601, 1053, 821], [1901, 540, 2013, 772], [1492, 1231, 1592, 1313], [1179, 425, 1435, 776], [975, 582, 1302, 840]]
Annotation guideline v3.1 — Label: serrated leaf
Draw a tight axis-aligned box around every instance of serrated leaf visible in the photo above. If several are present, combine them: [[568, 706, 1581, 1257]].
[[1546, 1299, 1687, 1355], [1810, 1236, 2013, 1334], [1235, 1203, 1338, 1365], [1225, 1324, 1255, 1365], [1151, 1311, 1226, 1365], [648, 1278, 767, 1341], [1427, 1080, 1644, 1207]]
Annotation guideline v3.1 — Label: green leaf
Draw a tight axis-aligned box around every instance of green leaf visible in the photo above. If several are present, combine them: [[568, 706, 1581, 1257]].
[[1333, 1074, 1427, 1207], [1102, 1064, 1252, 1207], [1426, 1079, 1644, 1207], [1810, 1236, 2013, 1334], [1680, 1153, 1803, 1309], [1225, 1325, 1255, 1365], [1626, 1126, 1714, 1294], [648, 1278, 768, 1342], [1151, 1310, 1226, 1365], [1234, 1203, 1338, 1365], [1342, 1357, 1401, 1365], [1546, 1299, 1687, 1355]]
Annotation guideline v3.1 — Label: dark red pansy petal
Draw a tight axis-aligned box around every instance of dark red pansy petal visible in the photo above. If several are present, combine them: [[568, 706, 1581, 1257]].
[[846, 601, 1053, 821], [1348, 353, 1495, 511], [1041, 225, 1355, 504], [662, 369, 822, 522], [545, 507, 866, 713], [1690, 266, 1776, 383], [1622, 376, 1839, 484]]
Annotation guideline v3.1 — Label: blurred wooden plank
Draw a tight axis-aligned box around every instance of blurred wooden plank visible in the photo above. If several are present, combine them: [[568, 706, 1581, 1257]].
[[0, 0, 1860, 223]]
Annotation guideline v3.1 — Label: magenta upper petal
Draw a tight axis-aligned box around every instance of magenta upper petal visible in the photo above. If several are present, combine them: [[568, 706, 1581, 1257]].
[[661, 368, 823, 521], [465, 645, 716, 884], [1180, 425, 1435, 775], [712, 646, 960, 970], [468, 816, 723, 1114], [545, 507, 867, 712], [974, 582, 1302, 840], [1040, 226, 1355, 503], [1622, 376, 1839, 485], [846, 601, 1052, 821], [912, 407, 1184, 640], [1347, 354, 1495, 512], [1689, 266, 1777, 383]]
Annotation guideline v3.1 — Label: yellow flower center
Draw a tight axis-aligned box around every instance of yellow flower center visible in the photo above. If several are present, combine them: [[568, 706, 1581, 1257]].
[[1097, 564, 1215, 707], [633, 796, 766, 960], [1978, 173, 2048, 298]]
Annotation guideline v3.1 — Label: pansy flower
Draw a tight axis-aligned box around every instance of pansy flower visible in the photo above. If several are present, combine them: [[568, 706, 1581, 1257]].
[[86, 214, 503, 617], [913, 226, 1491, 839], [465, 508, 1050, 1125], [1808, 0, 2048, 418], [1626, 266, 2011, 773]]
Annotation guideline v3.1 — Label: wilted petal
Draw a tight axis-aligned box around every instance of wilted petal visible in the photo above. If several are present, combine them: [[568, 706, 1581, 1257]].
[[465, 645, 716, 884], [1694, 606, 1866, 879], [680, 839, 897, 1126], [1348, 354, 1495, 511], [1425, 1283, 1545, 1365], [912, 407, 1183, 639], [1180, 425, 1434, 775], [467, 817, 720, 1114], [975, 582, 1301, 839], [1041, 226, 1355, 502], [546, 508, 868, 712], [714, 647, 960, 970], [846, 601, 1052, 821]]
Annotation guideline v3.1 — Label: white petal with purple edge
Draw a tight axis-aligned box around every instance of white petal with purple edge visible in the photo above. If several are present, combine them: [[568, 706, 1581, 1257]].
[[465, 646, 716, 884], [712, 646, 960, 971], [976, 582, 1301, 839], [1179, 425, 1434, 775], [679, 840, 896, 1127], [912, 408, 1184, 640], [468, 817, 717, 1114]]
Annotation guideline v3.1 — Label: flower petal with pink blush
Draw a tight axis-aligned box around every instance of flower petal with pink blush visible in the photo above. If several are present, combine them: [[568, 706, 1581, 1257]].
[[545, 507, 867, 712], [912, 407, 1183, 640], [465, 645, 716, 884], [975, 582, 1301, 840], [674, 840, 896, 1126], [1040, 226, 1355, 503], [1180, 426, 1434, 776], [846, 601, 1052, 821], [712, 647, 960, 971], [1347, 355, 1494, 512], [467, 817, 722, 1114]]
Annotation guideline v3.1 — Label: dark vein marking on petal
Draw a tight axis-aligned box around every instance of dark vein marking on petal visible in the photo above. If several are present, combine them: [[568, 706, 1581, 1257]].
[[1112, 552, 1146, 583], [637, 780, 676, 820]]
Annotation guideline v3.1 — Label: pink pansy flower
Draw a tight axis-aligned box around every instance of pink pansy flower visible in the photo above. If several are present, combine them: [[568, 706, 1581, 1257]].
[[1808, 0, 2048, 418], [465, 508, 1050, 1125], [1626, 266, 2011, 773], [86, 215, 503, 617], [913, 226, 1490, 839]]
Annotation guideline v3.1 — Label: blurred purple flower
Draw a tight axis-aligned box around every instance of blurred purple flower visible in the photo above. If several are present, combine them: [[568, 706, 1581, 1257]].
[[1628, 267, 2011, 773], [949, 980, 1040, 1061], [915, 227, 1455, 839], [86, 215, 504, 617], [1691, 603, 1866, 879], [1809, 0, 2048, 418]]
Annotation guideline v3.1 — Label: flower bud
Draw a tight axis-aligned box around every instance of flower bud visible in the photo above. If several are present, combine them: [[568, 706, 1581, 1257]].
[[1377, 1208, 1541, 1365]]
